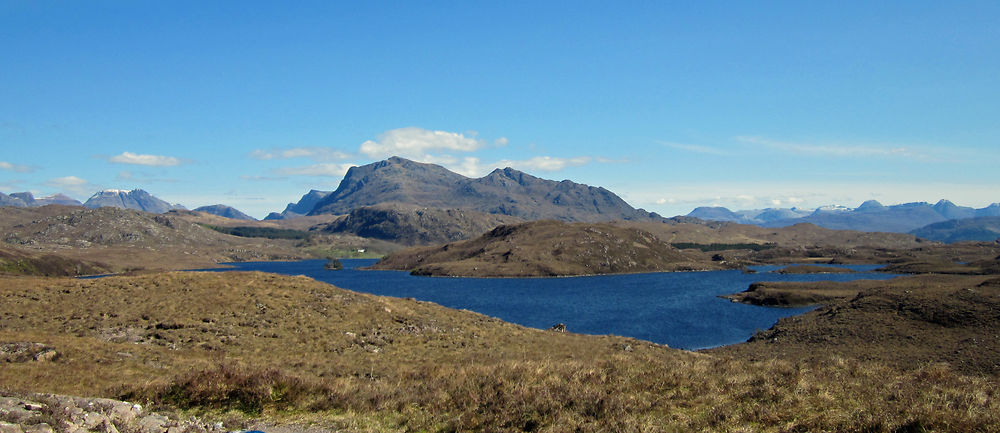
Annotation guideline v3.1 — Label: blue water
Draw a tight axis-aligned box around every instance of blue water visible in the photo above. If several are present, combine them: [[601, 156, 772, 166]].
[[199, 260, 898, 350]]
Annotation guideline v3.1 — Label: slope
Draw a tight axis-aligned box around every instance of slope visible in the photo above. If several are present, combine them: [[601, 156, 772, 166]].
[[308, 156, 654, 222]]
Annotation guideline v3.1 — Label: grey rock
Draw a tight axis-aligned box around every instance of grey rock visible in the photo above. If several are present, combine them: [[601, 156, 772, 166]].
[[0, 422, 24, 433], [138, 413, 170, 433]]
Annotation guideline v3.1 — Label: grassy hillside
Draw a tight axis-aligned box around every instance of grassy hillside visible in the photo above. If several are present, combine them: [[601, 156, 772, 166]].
[[372, 220, 725, 277], [713, 274, 1000, 375], [0, 246, 109, 276], [2, 271, 997, 432]]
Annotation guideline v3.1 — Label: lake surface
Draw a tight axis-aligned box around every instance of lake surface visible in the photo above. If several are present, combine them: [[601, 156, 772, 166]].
[[201, 260, 898, 350]]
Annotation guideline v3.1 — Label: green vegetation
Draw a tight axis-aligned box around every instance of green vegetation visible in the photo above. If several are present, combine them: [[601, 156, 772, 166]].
[[671, 242, 776, 252], [323, 257, 343, 270], [200, 224, 311, 240], [301, 246, 384, 259], [0, 248, 108, 277]]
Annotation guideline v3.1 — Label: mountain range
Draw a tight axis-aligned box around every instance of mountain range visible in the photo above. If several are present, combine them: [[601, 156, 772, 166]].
[[307, 156, 656, 222], [83, 189, 186, 214], [689, 199, 1000, 235], [264, 189, 332, 220], [3, 157, 997, 244], [0, 192, 82, 207]]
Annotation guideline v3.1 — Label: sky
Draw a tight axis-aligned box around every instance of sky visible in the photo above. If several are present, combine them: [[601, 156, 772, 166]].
[[1, 1, 998, 219]]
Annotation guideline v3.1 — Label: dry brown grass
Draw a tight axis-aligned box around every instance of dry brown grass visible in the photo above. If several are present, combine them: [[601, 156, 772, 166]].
[[372, 220, 725, 277], [2, 272, 998, 432]]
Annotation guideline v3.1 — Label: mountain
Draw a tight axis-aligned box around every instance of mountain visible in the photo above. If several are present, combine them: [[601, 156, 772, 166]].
[[193, 204, 256, 221], [977, 203, 1000, 217], [0, 192, 30, 207], [685, 200, 1000, 234], [315, 203, 524, 246], [34, 193, 82, 206], [687, 206, 742, 222], [309, 156, 655, 222], [762, 202, 947, 233], [0, 192, 82, 207], [264, 189, 332, 220], [684, 206, 811, 225], [910, 216, 1000, 243], [83, 189, 184, 214]]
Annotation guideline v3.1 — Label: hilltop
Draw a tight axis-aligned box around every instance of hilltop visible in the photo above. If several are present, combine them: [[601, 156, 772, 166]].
[[688, 199, 1000, 234], [264, 189, 332, 220], [0, 206, 304, 272], [910, 216, 1000, 243], [192, 204, 256, 221], [372, 220, 722, 277], [0, 191, 82, 207], [83, 189, 185, 214], [308, 156, 656, 222]]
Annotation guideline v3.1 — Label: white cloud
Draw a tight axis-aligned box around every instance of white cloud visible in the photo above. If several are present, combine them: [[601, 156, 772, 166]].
[[109, 152, 182, 167], [47, 176, 88, 187], [45, 176, 97, 196], [360, 127, 488, 158], [250, 147, 351, 161], [494, 137, 509, 146], [737, 136, 923, 159], [659, 141, 729, 156], [240, 175, 288, 182], [495, 156, 593, 172], [0, 161, 35, 173], [274, 163, 357, 177], [115, 170, 177, 184]]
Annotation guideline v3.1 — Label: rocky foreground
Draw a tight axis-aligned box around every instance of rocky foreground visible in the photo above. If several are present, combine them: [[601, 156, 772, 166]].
[[0, 393, 223, 433], [2, 271, 999, 432]]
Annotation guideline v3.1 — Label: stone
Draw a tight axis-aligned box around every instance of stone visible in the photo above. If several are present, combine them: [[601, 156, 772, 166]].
[[109, 402, 141, 425], [23, 424, 53, 433], [138, 413, 170, 433], [0, 422, 24, 433]]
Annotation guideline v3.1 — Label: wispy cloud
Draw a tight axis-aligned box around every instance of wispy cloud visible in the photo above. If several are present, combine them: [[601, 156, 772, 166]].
[[0, 161, 36, 173], [495, 156, 594, 172], [274, 163, 358, 177], [45, 176, 97, 196], [240, 174, 288, 182], [658, 141, 729, 156], [250, 147, 351, 161], [737, 136, 923, 159], [116, 170, 177, 184], [108, 152, 183, 167], [360, 127, 500, 159]]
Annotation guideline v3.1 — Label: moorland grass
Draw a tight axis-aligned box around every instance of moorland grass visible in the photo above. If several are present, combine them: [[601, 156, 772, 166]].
[[1, 272, 998, 432]]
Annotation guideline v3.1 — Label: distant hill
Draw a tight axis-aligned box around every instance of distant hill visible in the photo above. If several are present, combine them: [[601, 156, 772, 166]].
[[3, 206, 232, 248], [264, 189, 332, 220], [371, 220, 722, 277], [689, 199, 1000, 233], [309, 156, 655, 222], [83, 189, 184, 214], [314, 203, 524, 246], [0, 246, 109, 277], [193, 204, 256, 221], [0, 192, 82, 207], [910, 217, 1000, 243]]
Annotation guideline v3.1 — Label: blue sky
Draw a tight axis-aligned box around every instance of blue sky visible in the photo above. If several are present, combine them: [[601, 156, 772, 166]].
[[2, 1, 998, 218]]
